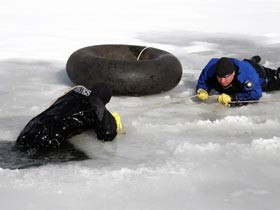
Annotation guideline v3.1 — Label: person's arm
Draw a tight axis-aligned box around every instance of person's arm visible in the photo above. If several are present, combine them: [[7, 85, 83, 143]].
[[95, 109, 117, 141], [235, 88, 262, 101], [196, 59, 218, 94]]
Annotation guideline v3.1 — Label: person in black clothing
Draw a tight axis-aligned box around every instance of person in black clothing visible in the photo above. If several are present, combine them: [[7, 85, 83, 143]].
[[15, 83, 122, 157]]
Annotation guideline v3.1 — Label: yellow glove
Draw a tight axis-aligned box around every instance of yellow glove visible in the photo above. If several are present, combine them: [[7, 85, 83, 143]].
[[112, 112, 123, 132], [217, 93, 231, 106], [197, 89, 209, 100]]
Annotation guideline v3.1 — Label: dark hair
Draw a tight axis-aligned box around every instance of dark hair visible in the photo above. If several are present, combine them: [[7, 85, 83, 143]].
[[216, 57, 235, 77]]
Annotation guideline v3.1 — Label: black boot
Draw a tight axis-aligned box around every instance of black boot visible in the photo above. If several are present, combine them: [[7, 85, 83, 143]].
[[250, 55, 261, 64]]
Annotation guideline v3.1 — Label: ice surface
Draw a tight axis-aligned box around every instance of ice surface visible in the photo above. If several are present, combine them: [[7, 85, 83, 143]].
[[1, 0, 280, 209]]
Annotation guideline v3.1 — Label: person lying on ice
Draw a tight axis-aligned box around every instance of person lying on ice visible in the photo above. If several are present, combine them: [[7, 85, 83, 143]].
[[196, 56, 280, 106], [15, 83, 123, 157]]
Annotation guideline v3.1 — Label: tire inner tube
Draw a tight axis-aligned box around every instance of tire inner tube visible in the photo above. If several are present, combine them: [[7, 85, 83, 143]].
[[66, 44, 183, 96]]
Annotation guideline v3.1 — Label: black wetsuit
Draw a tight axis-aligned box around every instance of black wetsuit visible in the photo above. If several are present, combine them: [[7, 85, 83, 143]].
[[15, 84, 117, 156], [245, 59, 280, 92]]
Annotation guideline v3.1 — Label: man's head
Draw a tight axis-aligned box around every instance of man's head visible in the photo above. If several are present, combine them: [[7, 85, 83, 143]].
[[216, 57, 236, 87], [89, 82, 112, 104]]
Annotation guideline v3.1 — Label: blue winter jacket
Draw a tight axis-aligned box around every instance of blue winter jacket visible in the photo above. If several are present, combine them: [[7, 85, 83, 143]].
[[196, 58, 263, 101]]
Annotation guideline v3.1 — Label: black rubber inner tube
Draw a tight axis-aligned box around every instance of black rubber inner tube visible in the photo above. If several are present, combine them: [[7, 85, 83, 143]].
[[66, 44, 183, 96]]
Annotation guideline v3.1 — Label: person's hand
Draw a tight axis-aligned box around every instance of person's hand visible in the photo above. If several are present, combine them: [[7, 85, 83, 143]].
[[112, 112, 123, 132], [197, 89, 209, 100], [217, 93, 231, 106]]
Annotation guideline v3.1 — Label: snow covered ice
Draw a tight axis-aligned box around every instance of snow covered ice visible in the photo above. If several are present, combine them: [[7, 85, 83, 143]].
[[1, 0, 280, 209]]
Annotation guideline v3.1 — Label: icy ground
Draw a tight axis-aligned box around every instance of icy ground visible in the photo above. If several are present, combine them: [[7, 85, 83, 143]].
[[1, 0, 280, 209]]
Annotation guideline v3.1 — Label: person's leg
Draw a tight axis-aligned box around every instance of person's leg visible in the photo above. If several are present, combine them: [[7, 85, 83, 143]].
[[244, 56, 280, 91], [251, 55, 261, 64], [262, 66, 280, 91]]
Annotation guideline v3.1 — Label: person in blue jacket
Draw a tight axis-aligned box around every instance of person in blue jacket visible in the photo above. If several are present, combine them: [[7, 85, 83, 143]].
[[196, 56, 280, 106]]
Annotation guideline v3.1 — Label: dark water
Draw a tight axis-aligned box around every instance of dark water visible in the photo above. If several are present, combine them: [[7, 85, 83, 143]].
[[0, 141, 88, 170]]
